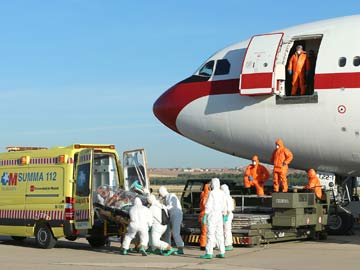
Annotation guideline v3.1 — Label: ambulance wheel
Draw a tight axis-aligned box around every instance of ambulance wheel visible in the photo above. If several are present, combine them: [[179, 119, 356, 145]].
[[35, 223, 57, 249], [11, 236, 26, 241], [87, 236, 106, 248]]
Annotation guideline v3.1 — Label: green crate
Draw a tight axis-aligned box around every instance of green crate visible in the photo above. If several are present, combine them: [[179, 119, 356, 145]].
[[272, 193, 316, 208]]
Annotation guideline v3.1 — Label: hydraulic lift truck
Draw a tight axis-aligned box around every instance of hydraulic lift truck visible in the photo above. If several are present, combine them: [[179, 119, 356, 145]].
[[181, 179, 329, 247]]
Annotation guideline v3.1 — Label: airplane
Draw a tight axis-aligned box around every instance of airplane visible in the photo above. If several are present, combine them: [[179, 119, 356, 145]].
[[153, 15, 360, 233]]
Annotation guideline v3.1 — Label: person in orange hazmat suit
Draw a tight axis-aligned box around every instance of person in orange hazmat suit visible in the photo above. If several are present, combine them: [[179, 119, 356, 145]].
[[244, 156, 270, 196], [199, 183, 210, 250], [304, 169, 323, 200], [288, 45, 310, 96], [270, 139, 293, 192]]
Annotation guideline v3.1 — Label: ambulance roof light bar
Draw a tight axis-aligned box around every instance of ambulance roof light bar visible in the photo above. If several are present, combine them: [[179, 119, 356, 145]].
[[6, 146, 48, 152], [74, 144, 115, 150]]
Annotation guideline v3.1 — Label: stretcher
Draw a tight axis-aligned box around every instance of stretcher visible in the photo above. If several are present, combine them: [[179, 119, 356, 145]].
[[94, 185, 149, 226]]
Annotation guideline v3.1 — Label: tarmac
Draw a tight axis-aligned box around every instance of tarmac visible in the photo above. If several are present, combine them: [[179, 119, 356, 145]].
[[1, 232, 360, 270]]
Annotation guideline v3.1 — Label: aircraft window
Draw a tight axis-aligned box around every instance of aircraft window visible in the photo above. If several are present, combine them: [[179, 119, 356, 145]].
[[353, 56, 360, 67], [338, 57, 346, 67], [214, 59, 231, 75], [198, 60, 214, 77]]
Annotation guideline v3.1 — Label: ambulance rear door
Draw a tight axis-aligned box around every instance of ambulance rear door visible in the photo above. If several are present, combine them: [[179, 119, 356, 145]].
[[74, 149, 93, 230], [123, 149, 149, 191]]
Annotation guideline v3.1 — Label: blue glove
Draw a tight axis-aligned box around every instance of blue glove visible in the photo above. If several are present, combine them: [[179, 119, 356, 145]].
[[223, 215, 228, 223], [202, 214, 207, 225], [288, 70, 292, 75], [248, 176, 253, 181]]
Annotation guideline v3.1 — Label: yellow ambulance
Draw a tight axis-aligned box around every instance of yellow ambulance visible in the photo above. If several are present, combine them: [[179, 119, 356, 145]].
[[0, 144, 149, 249]]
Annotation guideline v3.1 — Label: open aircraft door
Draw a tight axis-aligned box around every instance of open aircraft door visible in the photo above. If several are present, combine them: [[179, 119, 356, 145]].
[[123, 149, 150, 191], [240, 33, 283, 96], [74, 149, 94, 230]]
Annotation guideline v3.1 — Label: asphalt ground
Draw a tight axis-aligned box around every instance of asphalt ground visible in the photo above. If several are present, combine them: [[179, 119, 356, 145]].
[[1, 231, 360, 270]]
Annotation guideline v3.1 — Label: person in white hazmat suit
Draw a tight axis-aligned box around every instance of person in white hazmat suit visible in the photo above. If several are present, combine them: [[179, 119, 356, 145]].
[[121, 197, 153, 256], [158, 186, 185, 255], [147, 194, 175, 256], [200, 178, 228, 259], [221, 184, 234, 251]]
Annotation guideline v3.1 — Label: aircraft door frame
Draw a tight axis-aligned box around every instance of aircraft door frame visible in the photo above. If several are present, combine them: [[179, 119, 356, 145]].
[[240, 33, 284, 96]]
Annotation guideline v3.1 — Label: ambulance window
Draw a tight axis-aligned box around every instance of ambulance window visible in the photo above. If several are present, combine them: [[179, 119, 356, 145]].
[[76, 163, 91, 197], [353, 56, 360, 67], [93, 154, 119, 189], [339, 57, 346, 67], [198, 60, 214, 77], [214, 59, 231, 75]]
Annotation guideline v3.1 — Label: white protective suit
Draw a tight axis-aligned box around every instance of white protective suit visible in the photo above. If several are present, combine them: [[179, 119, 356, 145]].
[[221, 184, 234, 247], [122, 197, 153, 250], [148, 194, 170, 250], [159, 186, 184, 248], [205, 178, 227, 255]]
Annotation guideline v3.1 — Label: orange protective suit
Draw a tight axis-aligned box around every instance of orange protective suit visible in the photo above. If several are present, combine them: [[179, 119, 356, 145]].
[[304, 169, 323, 200], [199, 183, 210, 248], [288, 51, 310, 96], [244, 156, 271, 196], [270, 139, 293, 192]]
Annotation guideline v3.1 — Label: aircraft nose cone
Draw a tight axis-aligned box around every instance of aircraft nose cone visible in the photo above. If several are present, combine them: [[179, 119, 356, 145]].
[[153, 85, 180, 133]]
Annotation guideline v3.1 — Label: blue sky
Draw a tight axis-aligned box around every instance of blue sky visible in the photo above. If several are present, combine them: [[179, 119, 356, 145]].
[[0, 1, 358, 168]]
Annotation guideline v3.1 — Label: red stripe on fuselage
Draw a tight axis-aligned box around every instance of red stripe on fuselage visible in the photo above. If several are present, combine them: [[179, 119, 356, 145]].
[[315, 72, 360, 89], [153, 79, 238, 133], [153, 72, 360, 134], [241, 73, 272, 89]]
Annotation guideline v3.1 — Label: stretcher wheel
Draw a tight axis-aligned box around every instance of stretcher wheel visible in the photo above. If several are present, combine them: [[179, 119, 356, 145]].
[[87, 236, 106, 248]]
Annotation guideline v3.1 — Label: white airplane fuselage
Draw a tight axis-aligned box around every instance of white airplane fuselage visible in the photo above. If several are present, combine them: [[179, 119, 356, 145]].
[[154, 16, 360, 176]]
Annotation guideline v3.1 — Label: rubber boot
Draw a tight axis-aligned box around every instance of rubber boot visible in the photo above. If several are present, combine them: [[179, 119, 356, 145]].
[[174, 248, 184, 255], [163, 247, 175, 256], [225, 246, 233, 251], [200, 254, 213, 259], [121, 249, 128, 255], [216, 253, 225, 258], [146, 248, 154, 254], [139, 247, 147, 256], [154, 249, 163, 255]]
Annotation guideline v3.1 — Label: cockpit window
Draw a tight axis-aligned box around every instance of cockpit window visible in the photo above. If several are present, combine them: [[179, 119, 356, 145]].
[[198, 60, 214, 77], [214, 59, 231, 75]]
